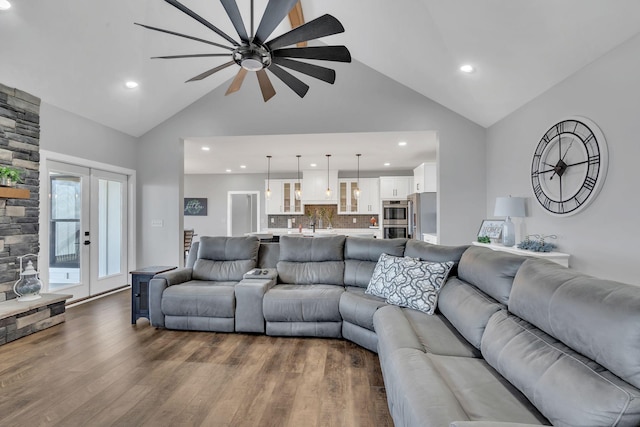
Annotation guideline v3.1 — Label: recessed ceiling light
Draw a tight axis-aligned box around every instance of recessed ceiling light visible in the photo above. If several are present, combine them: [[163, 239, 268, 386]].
[[201, 146, 210, 151], [225, 169, 232, 173], [0, 1, 11, 11], [240, 165, 246, 169], [125, 81, 139, 89], [384, 162, 391, 167], [310, 163, 317, 167], [398, 141, 407, 146], [460, 64, 475, 73]]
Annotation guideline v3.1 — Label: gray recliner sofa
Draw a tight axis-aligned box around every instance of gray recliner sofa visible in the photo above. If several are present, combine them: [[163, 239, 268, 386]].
[[147, 235, 640, 427], [149, 235, 260, 332]]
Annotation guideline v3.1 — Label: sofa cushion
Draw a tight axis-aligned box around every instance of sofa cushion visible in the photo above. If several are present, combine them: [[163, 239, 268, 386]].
[[339, 286, 387, 331], [380, 348, 547, 427], [404, 240, 468, 276], [386, 259, 454, 315], [437, 277, 505, 349], [510, 258, 640, 390], [374, 305, 481, 359], [263, 284, 344, 322], [344, 237, 406, 287], [457, 246, 527, 305], [365, 253, 413, 298], [482, 310, 640, 427], [161, 281, 236, 318], [278, 235, 345, 262], [193, 236, 260, 281], [276, 261, 344, 285]]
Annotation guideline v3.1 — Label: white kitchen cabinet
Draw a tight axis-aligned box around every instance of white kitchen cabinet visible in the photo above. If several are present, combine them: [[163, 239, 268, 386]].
[[265, 179, 303, 214], [358, 178, 380, 214], [338, 179, 359, 214], [413, 162, 436, 193], [338, 178, 380, 214], [380, 176, 413, 200], [301, 169, 338, 204]]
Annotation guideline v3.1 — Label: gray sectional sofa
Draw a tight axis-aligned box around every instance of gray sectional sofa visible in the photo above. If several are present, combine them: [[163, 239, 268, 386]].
[[148, 234, 640, 427]]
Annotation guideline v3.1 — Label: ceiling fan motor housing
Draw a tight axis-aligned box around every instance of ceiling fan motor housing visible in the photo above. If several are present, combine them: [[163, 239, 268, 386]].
[[235, 43, 271, 71]]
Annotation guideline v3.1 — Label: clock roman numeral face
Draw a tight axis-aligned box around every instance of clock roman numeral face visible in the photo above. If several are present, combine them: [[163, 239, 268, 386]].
[[530, 118, 608, 216]]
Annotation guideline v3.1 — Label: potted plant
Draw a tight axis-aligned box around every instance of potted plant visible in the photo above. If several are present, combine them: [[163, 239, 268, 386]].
[[0, 166, 23, 187]]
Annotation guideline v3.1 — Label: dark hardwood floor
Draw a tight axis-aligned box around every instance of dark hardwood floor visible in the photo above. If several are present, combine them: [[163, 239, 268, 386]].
[[0, 290, 394, 427]]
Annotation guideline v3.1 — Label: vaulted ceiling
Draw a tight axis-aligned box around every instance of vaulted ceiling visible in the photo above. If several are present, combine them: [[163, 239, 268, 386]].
[[1, 0, 639, 138]]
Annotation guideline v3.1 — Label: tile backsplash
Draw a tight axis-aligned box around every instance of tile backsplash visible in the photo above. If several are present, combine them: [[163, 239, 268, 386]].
[[268, 204, 378, 229]]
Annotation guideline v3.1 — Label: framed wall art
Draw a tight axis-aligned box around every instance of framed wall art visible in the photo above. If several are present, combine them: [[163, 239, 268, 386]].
[[184, 198, 208, 216], [477, 219, 504, 239]]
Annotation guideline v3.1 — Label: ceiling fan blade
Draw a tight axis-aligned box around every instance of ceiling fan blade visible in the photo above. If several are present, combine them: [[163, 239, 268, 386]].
[[272, 57, 335, 84], [256, 70, 276, 102], [164, 0, 239, 46], [134, 23, 234, 51], [152, 54, 232, 59], [226, 68, 248, 95], [253, 0, 299, 44], [220, 0, 249, 42], [273, 46, 351, 63], [267, 64, 309, 98], [186, 61, 236, 82], [267, 14, 345, 50]]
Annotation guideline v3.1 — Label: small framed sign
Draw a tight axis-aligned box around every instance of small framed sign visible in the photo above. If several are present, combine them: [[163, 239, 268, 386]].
[[184, 198, 208, 216], [477, 219, 504, 239]]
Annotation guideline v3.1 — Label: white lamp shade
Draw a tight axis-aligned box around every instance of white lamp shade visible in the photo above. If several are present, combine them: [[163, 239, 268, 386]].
[[494, 196, 526, 217]]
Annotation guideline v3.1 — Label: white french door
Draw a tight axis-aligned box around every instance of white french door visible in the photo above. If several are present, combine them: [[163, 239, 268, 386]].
[[47, 160, 128, 300]]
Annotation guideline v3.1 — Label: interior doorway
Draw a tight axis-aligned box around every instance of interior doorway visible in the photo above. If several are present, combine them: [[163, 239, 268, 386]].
[[227, 191, 260, 237]]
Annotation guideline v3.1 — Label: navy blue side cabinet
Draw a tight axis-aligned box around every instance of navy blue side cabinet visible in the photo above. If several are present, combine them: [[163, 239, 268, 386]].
[[130, 266, 176, 324]]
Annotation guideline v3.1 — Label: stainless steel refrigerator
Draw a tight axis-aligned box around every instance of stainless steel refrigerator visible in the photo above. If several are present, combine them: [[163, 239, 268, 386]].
[[407, 192, 437, 240]]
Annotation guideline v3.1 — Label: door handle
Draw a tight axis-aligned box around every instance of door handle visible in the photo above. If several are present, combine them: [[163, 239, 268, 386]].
[[84, 240, 91, 245]]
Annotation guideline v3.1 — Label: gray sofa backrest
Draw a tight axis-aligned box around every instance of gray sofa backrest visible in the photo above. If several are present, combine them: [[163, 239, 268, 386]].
[[437, 246, 526, 349], [258, 242, 280, 268], [343, 237, 406, 287], [276, 235, 346, 285], [510, 259, 640, 390], [457, 246, 527, 305], [404, 240, 468, 276], [192, 236, 260, 281], [481, 259, 640, 426]]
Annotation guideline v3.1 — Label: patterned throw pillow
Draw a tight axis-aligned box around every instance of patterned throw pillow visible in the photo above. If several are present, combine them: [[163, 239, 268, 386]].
[[386, 259, 454, 315], [365, 253, 414, 299]]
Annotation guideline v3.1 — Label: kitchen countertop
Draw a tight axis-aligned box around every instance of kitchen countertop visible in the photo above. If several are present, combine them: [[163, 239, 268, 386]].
[[257, 228, 381, 237]]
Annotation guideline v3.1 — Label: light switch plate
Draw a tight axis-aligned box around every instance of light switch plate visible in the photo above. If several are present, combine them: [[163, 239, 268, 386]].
[[151, 219, 163, 227]]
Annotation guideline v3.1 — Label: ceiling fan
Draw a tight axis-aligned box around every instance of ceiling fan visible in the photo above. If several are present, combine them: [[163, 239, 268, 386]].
[[135, 0, 351, 101]]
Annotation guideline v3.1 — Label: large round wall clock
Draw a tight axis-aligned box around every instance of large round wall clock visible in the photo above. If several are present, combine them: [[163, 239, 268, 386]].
[[530, 117, 608, 216]]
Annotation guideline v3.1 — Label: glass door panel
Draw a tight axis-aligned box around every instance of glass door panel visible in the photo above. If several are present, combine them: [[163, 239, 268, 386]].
[[47, 162, 90, 299], [350, 182, 359, 212], [283, 182, 291, 212]]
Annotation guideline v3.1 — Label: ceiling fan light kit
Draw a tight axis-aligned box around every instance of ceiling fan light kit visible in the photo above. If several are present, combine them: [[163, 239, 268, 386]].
[[136, 0, 351, 102]]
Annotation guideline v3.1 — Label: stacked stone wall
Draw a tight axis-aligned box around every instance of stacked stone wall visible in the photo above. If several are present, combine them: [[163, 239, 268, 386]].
[[0, 83, 41, 301]]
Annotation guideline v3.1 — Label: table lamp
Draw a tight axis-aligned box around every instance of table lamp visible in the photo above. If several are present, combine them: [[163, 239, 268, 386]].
[[494, 196, 526, 247]]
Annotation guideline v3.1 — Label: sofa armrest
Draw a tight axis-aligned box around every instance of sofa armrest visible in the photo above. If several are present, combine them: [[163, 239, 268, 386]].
[[235, 274, 278, 333], [148, 268, 193, 328], [450, 422, 544, 427], [155, 267, 193, 286]]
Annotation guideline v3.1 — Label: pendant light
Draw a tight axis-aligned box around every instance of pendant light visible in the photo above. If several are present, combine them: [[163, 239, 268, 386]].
[[353, 154, 361, 200], [266, 155, 272, 199], [325, 154, 332, 198], [295, 155, 302, 200]]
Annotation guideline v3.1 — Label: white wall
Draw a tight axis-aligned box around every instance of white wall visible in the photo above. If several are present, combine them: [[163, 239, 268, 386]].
[[137, 59, 486, 266], [486, 33, 640, 285], [40, 103, 137, 169], [184, 173, 266, 238]]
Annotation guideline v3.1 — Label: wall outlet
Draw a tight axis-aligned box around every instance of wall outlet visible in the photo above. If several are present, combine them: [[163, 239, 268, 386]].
[[271, 218, 275, 223], [292, 218, 295, 224], [353, 218, 357, 223]]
